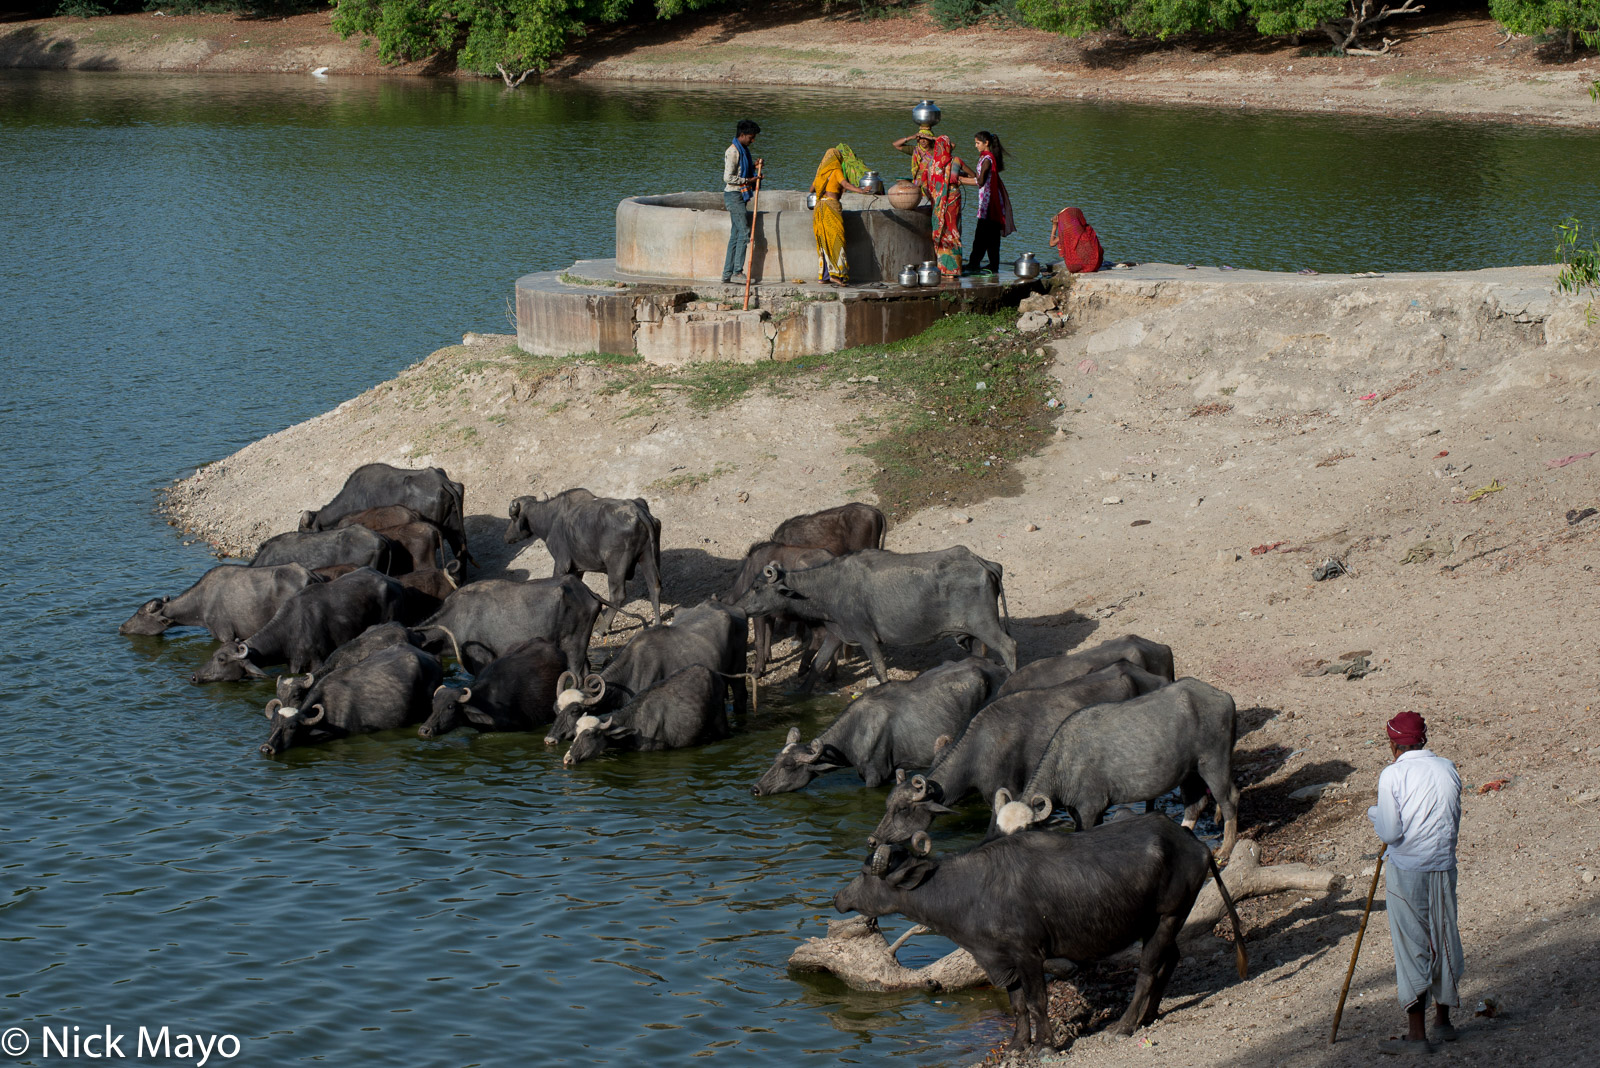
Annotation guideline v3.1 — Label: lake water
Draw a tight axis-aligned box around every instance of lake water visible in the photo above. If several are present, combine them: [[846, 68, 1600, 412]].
[[2, 70, 1596, 1066]]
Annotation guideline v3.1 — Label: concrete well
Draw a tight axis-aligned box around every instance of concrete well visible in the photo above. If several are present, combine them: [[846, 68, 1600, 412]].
[[615, 191, 934, 283]]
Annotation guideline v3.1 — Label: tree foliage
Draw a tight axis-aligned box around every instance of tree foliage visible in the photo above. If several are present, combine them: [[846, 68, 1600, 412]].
[[1490, 0, 1600, 51], [1015, 0, 1427, 51]]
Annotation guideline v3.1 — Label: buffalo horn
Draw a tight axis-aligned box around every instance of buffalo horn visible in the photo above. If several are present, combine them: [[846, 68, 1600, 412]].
[[458, 687, 472, 703], [1030, 794, 1053, 821], [232, 640, 250, 658], [784, 727, 802, 747], [303, 704, 326, 725], [557, 671, 577, 693], [582, 674, 605, 703], [870, 844, 891, 878], [910, 774, 928, 801], [761, 563, 778, 582], [264, 699, 282, 718], [911, 832, 932, 857], [299, 673, 314, 688]]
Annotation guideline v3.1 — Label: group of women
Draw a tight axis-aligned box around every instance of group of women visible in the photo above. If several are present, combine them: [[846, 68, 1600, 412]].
[[807, 127, 1105, 286]]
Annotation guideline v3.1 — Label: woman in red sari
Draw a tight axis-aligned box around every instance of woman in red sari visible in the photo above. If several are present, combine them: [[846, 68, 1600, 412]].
[[1049, 206, 1104, 274], [892, 130, 965, 278]]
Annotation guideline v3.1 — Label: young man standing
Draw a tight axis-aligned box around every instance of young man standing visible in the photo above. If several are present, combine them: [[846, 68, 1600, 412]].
[[722, 120, 762, 285], [1368, 710, 1465, 1055]]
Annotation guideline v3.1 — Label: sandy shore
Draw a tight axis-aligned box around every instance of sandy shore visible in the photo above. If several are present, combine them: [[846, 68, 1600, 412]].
[[4, 8, 1597, 127], [164, 265, 1600, 1065]]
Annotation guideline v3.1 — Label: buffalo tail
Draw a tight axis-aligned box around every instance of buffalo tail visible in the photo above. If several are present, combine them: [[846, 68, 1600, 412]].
[[1208, 850, 1248, 979]]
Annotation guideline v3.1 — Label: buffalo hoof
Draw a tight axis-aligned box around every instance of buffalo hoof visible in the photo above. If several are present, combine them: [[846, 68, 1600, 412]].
[[1108, 1018, 1139, 1037]]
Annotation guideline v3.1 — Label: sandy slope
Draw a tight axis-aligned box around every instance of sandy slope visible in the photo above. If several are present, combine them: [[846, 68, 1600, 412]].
[[164, 264, 1600, 1065]]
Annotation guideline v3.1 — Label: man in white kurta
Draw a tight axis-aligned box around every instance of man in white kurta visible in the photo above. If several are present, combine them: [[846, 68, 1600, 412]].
[[1367, 710, 1464, 1055]]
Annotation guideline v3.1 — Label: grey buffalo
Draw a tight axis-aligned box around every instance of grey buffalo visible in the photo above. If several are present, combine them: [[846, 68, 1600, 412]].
[[997, 633, 1175, 698], [120, 563, 322, 642], [770, 502, 886, 554], [869, 661, 1168, 846], [722, 542, 836, 678], [734, 546, 1015, 691], [412, 575, 600, 675], [992, 677, 1241, 861], [260, 644, 442, 755], [751, 657, 1007, 795], [191, 567, 404, 683], [299, 463, 472, 566], [561, 664, 730, 767], [420, 637, 566, 739], [251, 525, 397, 574], [504, 488, 662, 633], [836, 816, 1246, 1052], [546, 600, 748, 743]]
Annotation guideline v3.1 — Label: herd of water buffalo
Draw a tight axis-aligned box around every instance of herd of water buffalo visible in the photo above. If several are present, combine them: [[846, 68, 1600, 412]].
[[123, 462, 1252, 1053]]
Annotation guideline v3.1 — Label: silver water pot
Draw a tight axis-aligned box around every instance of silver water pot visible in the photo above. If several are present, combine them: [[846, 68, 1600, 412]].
[[898, 264, 919, 287], [859, 170, 884, 195], [1013, 252, 1041, 280], [806, 191, 818, 210], [911, 100, 941, 128], [917, 262, 941, 286]]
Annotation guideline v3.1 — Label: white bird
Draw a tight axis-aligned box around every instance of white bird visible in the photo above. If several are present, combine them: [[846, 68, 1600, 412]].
[[311, 67, 330, 77]]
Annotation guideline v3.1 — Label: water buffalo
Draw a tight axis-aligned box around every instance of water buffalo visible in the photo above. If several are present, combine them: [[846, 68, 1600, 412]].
[[274, 621, 423, 709], [869, 661, 1169, 846], [367, 521, 443, 575], [260, 645, 442, 755], [992, 677, 1241, 861], [120, 563, 322, 642], [997, 634, 1175, 698], [561, 664, 729, 767], [722, 542, 836, 677], [191, 567, 404, 683], [394, 562, 462, 625], [251, 525, 396, 574], [299, 463, 472, 565], [412, 574, 599, 675], [334, 505, 428, 533], [546, 600, 748, 743], [836, 816, 1246, 1052], [504, 488, 662, 633], [770, 502, 886, 554], [419, 637, 566, 739], [734, 546, 1015, 691], [751, 657, 1007, 796]]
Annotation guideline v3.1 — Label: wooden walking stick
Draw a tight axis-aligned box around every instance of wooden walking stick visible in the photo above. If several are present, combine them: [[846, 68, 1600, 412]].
[[1330, 844, 1386, 1045], [742, 159, 763, 311]]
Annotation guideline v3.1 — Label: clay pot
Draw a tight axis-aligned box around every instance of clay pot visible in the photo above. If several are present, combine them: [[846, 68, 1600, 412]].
[[887, 180, 921, 210]]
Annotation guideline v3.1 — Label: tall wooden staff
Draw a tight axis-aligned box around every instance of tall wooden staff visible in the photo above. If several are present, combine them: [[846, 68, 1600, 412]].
[[1329, 845, 1386, 1044], [742, 159, 763, 311]]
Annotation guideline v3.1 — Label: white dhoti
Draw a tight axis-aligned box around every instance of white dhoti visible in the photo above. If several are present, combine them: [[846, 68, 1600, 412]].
[[1385, 865, 1465, 1009]]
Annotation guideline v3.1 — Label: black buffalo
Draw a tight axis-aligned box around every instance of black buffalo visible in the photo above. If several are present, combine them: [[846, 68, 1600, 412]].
[[191, 567, 404, 683], [251, 526, 396, 574], [120, 563, 322, 642], [751, 657, 1006, 795], [770, 502, 886, 554], [836, 817, 1246, 1052], [260, 644, 442, 755], [996, 633, 1175, 698], [992, 677, 1242, 861], [299, 463, 472, 565], [869, 661, 1168, 846], [546, 600, 748, 743], [419, 637, 566, 739], [504, 488, 662, 633], [273, 621, 423, 709], [735, 546, 1015, 690], [561, 664, 730, 767], [722, 542, 836, 678], [412, 575, 600, 675]]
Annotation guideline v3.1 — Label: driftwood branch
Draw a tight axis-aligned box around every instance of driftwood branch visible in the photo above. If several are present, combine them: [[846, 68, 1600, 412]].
[[790, 840, 1342, 993], [495, 64, 537, 89], [1320, 0, 1423, 54], [1346, 36, 1398, 56]]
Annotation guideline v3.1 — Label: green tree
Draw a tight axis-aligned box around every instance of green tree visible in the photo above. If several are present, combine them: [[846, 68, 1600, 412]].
[[1015, 0, 1245, 38], [1490, 0, 1600, 53], [1250, 0, 1424, 53]]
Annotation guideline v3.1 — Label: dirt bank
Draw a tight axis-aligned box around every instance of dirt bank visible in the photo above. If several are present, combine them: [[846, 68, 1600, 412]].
[[5, 7, 1597, 127], [165, 264, 1600, 1065]]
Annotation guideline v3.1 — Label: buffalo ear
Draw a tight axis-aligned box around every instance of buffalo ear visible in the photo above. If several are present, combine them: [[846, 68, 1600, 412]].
[[885, 857, 937, 890], [463, 706, 498, 727], [933, 734, 953, 754], [923, 801, 954, 816], [602, 717, 634, 738], [508, 499, 522, 519], [816, 743, 849, 769]]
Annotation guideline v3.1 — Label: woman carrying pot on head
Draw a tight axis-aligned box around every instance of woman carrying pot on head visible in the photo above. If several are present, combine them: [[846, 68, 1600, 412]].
[[892, 129, 966, 278], [811, 144, 871, 286], [958, 130, 1015, 276]]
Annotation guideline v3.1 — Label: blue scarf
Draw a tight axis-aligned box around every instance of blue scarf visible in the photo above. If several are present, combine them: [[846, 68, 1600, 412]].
[[732, 138, 754, 203]]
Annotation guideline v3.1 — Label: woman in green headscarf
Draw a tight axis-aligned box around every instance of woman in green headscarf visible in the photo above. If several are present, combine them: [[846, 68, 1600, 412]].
[[811, 143, 871, 285]]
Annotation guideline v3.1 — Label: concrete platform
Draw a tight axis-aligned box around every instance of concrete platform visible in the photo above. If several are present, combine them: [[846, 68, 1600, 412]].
[[515, 258, 1048, 365]]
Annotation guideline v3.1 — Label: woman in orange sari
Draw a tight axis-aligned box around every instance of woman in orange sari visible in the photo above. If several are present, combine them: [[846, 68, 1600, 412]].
[[811, 145, 869, 285], [893, 130, 966, 278]]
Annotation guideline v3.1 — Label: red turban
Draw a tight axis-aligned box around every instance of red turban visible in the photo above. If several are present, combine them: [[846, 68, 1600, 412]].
[[1386, 711, 1427, 747]]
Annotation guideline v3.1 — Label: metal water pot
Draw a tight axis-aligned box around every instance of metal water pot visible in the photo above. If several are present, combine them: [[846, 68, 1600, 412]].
[[860, 171, 884, 195], [898, 264, 919, 287], [917, 262, 940, 286], [1013, 252, 1041, 280], [911, 100, 941, 128], [806, 192, 817, 210]]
